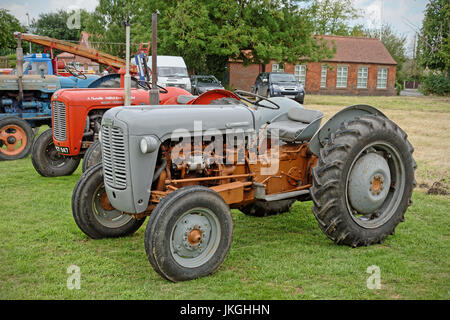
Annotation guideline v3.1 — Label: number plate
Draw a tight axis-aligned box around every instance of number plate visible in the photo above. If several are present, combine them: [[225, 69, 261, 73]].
[[55, 146, 70, 154]]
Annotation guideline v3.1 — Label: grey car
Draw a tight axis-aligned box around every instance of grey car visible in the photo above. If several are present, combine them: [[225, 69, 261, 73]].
[[190, 75, 224, 95]]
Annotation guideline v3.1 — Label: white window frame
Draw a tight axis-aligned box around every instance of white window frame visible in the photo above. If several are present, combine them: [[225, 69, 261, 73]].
[[357, 66, 368, 89], [377, 67, 388, 89], [294, 64, 307, 85], [272, 63, 284, 73], [320, 65, 327, 88], [336, 66, 348, 88]]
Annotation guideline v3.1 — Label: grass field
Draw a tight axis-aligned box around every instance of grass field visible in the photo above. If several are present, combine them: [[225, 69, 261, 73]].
[[0, 95, 449, 299]]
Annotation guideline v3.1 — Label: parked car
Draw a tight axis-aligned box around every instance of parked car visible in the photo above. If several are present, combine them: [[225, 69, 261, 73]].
[[190, 75, 224, 95], [252, 72, 305, 104]]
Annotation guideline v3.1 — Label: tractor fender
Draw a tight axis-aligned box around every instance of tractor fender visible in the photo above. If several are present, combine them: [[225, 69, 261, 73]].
[[308, 104, 387, 156]]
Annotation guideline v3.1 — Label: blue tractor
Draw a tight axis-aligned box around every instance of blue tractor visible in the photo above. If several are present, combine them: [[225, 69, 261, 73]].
[[0, 35, 99, 160]]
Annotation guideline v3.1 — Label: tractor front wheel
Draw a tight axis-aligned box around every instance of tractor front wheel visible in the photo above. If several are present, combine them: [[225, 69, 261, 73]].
[[310, 114, 416, 247], [145, 186, 234, 282], [31, 128, 80, 177], [0, 116, 34, 160], [82, 140, 102, 173], [72, 163, 145, 239]]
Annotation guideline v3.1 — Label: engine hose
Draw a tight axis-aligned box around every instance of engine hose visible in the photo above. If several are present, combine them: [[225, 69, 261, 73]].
[[152, 158, 168, 182]]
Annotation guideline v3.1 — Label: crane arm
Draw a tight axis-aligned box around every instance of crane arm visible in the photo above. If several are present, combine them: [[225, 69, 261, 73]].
[[15, 33, 138, 73]]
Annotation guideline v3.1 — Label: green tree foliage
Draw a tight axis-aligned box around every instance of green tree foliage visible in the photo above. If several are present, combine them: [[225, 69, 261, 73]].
[[417, 0, 450, 74], [419, 72, 450, 95], [32, 9, 92, 41], [307, 0, 364, 36], [85, 0, 153, 58], [0, 9, 26, 55], [365, 24, 408, 89], [129, 0, 334, 79]]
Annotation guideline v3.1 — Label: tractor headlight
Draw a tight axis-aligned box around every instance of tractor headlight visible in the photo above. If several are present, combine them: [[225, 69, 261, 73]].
[[140, 136, 158, 154]]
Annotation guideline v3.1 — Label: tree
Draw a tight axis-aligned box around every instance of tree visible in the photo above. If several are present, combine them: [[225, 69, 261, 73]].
[[307, 0, 363, 36], [86, 0, 334, 80], [32, 9, 92, 41], [365, 24, 408, 86], [133, 0, 334, 79], [85, 0, 156, 58], [0, 9, 26, 55], [417, 0, 450, 74]]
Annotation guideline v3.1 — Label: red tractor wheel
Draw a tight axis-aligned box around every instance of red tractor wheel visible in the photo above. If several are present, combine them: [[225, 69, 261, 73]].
[[0, 117, 34, 160]]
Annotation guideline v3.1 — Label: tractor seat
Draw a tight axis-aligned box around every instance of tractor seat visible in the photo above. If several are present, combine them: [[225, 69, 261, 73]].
[[177, 95, 197, 104], [266, 107, 323, 142]]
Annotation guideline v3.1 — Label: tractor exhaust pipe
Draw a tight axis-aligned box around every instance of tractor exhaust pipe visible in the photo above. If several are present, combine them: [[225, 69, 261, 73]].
[[14, 32, 24, 107], [149, 12, 159, 105], [123, 18, 131, 106]]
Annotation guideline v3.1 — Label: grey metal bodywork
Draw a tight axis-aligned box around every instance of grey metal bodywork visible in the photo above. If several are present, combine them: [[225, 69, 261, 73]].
[[101, 97, 323, 214], [308, 104, 387, 156], [0, 74, 60, 93]]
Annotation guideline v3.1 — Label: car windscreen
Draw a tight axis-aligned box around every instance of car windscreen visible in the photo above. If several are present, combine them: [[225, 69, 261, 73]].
[[269, 73, 297, 82], [195, 76, 219, 84], [158, 66, 188, 77]]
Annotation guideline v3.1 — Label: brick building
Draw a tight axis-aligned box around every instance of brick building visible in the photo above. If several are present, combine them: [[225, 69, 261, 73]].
[[229, 35, 397, 96]]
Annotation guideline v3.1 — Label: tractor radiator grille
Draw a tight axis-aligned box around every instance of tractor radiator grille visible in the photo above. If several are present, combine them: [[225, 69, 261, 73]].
[[52, 101, 67, 141], [101, 125, 127, 189]]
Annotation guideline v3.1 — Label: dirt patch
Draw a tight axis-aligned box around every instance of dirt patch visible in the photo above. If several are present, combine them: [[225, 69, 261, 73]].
[[427, 180, 450, 195]]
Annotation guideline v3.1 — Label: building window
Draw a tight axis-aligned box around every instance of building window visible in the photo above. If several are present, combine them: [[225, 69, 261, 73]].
[[357, 67, 368, 88], [377, 67, 388, 89], [320, 65, 327, 88], [336, 66, 348, 88], [294, 64, 306, 84], [272, 63, 284, 72]]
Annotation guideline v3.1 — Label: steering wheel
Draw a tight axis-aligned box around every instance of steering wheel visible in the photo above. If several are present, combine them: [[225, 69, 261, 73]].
[[137, 80, 169, 94], [64, 65, 87, 80], [234, 90, 280, 110]]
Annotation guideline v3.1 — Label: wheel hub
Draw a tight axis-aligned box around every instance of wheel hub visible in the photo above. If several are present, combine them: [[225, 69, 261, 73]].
[[0, 124, 27, 156], [187, 229, 203, 245], [172, 212, 213, 260], [7, 136, 16, 144], [348, 152, 391, 214]]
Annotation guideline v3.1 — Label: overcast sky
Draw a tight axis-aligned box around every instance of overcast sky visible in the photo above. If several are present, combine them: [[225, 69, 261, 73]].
[[1, 0, 428, 56]]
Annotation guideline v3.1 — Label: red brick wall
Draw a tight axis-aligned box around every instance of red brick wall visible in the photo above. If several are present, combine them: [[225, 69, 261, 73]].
[[229, 60, 397, 96], [229, 62, 263, 91]]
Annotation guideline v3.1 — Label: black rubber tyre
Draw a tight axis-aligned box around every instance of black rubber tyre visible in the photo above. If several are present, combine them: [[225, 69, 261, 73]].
[[31, 128, 80, 177], [145, 186, 234, 282], [82, 140, 102, 173], [72, 163, 145, 239], [0, 116, 34, 160], [310, 114, 416, 247], [240, 199, 296, 217]]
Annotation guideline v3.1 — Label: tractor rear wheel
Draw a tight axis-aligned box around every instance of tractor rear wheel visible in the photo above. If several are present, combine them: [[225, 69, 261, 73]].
[[31, 128, 80, 177], [310, 114, 416, 247], [82, 140, 102, 173], [240, 199, 295, 217], [0, 116, 34, 160], [72, 163, 145, 239], [145, 186, 234, 282]]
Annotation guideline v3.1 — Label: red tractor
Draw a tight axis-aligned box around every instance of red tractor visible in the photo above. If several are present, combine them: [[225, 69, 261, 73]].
[[31, 84, 242, 177], [31, 85, 191, 177]]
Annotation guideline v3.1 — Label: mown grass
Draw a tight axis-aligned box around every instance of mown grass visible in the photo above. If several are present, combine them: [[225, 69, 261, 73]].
[[0, 95, 449, 300]]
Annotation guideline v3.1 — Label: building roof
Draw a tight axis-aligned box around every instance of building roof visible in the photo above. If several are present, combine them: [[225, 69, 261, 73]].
[[319, 35, 397, 65]]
